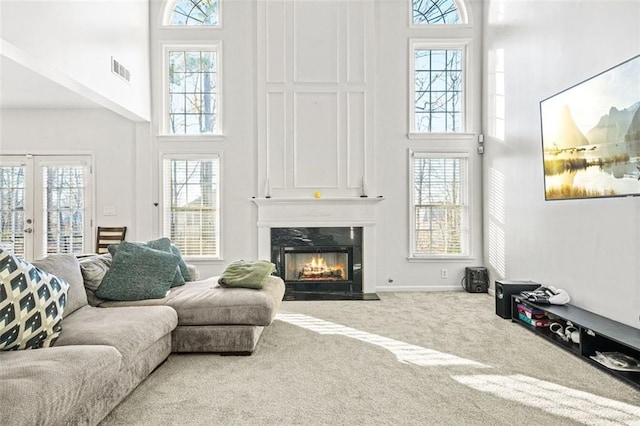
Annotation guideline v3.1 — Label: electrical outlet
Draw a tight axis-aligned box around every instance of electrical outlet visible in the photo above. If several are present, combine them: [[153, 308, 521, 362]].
[[441, 268, 448, 279]]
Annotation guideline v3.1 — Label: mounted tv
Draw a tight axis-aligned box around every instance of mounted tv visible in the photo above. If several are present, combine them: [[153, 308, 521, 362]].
[[540, 54, 640, 200]]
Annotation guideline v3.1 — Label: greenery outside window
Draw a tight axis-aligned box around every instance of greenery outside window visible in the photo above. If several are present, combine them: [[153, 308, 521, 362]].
[[410, 151, 469, 258], [162, 155, 220, 258]]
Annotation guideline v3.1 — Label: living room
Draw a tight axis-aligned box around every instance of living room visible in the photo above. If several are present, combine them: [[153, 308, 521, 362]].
[[1, 0, 640, 424]]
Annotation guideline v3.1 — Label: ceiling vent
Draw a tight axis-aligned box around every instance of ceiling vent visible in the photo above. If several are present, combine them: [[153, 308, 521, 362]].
[[111, 57, 131, 83]]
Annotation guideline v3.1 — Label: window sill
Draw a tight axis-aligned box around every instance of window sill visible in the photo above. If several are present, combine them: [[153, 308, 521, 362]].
[[157, 134, 225, 143], [407, 132, 476, 141], [407, 255, 474, 262]]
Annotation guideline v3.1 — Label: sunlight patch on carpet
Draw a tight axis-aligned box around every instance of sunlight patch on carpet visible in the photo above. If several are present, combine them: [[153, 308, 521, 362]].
[[452, 374, 640, 425], [277, 312, 488, 368]]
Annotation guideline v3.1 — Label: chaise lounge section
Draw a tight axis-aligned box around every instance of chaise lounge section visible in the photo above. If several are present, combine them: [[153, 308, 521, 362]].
[[0, 252, 284, 425]]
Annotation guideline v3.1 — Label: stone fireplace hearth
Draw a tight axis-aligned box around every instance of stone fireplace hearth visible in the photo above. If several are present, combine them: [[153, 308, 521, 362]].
[[251, 197, 383, 300]]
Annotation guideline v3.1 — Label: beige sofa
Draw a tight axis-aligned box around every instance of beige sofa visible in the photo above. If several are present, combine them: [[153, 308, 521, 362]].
[[0, 253, 284, 425]]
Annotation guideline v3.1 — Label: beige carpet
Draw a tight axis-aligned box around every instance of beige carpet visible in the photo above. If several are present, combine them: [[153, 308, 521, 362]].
[[100, 292, 640, 425]]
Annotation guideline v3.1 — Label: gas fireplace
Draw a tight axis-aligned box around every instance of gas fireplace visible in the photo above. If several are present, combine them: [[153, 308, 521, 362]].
[[271, 227, 373, 300]]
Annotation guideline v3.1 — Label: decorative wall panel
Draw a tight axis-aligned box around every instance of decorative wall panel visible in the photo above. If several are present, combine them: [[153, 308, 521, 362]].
[[267, 92, 287, 188], [294, 92, 339, 188]]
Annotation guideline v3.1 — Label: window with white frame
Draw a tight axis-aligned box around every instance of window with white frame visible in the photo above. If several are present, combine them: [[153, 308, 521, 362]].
[[162, 155, 220, 258], [412, 0, 462, 25], [166, 45, 221, 135], [168, 0, 220, 26], [411, 42, 465, 133], [410, 151, 468, 257]]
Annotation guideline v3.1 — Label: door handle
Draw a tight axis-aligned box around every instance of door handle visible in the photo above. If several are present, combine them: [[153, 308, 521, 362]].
[[23, 228, 33, 233]]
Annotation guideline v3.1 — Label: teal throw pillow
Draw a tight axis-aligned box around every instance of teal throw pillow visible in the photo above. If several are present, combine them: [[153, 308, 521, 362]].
[[218, 260, 276, 290], [170, 244, 192, 282], [109, 238, 185, 287], [97, 242, 179, 301]]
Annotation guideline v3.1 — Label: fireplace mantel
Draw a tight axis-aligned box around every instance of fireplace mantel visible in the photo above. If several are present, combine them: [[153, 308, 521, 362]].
[[251, 196, 384, 293], [250, 196, 384, 227]]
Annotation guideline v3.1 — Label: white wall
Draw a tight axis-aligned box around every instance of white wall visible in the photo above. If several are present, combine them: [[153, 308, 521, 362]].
[[148, 0, 257, 278], [0, 109, 141, 243], [482, 1, 640, 327], [375, 0, 485, 291], [1, 0, 151, 121]]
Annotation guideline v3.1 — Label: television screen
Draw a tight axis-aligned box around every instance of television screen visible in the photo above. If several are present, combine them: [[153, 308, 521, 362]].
[[540, 54, 640, 200]]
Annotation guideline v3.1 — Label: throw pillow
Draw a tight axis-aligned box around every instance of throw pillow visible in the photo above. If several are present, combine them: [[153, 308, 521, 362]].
[[96, 242, 179, 301], [78, 253, 112, 306], [0, 248, 70, 351], [109, 238, 185, 287], [218, 260, 276, 289], [32, 254, 87, 316], [170, 244, 192, 282]]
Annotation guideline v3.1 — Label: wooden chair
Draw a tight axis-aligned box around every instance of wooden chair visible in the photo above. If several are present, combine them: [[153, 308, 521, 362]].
[[96, 226, 127, 254]]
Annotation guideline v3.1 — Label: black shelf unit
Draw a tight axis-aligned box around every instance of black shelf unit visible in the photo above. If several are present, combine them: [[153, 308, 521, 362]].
[[511, 295, 640, 389]]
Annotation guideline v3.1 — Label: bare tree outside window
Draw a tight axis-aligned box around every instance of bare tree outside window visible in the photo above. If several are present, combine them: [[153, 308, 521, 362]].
[[0, 166, 25, 256], [169, 50, 218, 135], [413, 0, 460, 25], [44, 166, 85, 255], [414, 48, 462, 132], [170, 0, 219, 26], [165, 158, 219, 257], [413, 156, 466, 255]]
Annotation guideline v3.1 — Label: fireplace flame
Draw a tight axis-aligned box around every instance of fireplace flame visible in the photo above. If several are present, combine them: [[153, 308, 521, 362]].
[[301, 255, 345, 280]]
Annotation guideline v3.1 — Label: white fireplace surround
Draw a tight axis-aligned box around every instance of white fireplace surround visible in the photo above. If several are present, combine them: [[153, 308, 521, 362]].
[[251, 197, 384, 293]]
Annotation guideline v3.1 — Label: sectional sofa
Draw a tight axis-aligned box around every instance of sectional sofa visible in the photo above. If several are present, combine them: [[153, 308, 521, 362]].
[[0, 253, 284, 426]]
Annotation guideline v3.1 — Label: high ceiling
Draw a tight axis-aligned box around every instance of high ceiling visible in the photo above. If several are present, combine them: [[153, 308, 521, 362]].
[[0, 54, 100, 109]]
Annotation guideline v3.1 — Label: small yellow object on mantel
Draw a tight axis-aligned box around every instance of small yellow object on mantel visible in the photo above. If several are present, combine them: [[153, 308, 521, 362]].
[[314, 191, 321, 198]]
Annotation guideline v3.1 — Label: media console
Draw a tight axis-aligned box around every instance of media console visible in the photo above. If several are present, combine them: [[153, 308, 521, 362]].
[[512, 295, 640, 389]]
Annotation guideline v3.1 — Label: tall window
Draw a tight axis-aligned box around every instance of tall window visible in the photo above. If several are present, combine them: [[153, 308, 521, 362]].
[[162, 155, 220, 258], [412, 44, 464, 133], [166, 45, 220, 135], [168, 0, 220, 26], [410, 151, 468, 257], [413, 0, 462, 25]]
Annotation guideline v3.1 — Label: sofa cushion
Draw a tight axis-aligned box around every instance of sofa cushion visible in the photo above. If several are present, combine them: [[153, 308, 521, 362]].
[[78, 253, 111, 306], [99, 276, 286, 326], [97, 242, 179, 301], [55, 305, 177, 363], [32, 254, 87, 315], [165, 276, 284, 326], [109, 238, 185, 287], [0, 248, 69, 350], [0, 345, 122, 425]]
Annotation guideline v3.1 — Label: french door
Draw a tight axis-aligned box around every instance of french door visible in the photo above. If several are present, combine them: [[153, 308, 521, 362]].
[[0, 155, 93, 261]]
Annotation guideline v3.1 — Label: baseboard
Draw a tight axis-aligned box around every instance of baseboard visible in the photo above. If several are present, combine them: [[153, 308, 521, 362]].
[[376, 285, 464, 292]]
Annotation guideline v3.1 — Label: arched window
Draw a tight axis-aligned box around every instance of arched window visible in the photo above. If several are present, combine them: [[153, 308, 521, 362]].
[[413, 0, 463, 25], [168, 0, 219, 26]]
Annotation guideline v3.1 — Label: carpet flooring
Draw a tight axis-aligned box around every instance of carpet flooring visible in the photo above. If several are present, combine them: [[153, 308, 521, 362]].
[[100, 292, 640, 425]]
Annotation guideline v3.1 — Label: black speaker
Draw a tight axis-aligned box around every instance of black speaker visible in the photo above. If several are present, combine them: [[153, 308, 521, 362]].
[[495, 280, 541, 319], [464, 267, 488, 293]]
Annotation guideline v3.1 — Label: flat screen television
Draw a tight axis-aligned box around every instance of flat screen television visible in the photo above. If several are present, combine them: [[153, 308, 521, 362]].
[[540, 54, 640, 200]]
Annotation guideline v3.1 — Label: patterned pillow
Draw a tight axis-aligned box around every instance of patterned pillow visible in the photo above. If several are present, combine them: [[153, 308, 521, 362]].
[[0, 248, 70, 351]]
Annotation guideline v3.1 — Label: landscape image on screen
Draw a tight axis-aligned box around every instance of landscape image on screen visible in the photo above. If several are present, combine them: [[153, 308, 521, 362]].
[[540, 54, 640, 200]]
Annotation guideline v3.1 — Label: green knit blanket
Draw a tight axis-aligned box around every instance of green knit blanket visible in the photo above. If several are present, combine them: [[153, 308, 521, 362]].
[[218, 260, 276, 289]]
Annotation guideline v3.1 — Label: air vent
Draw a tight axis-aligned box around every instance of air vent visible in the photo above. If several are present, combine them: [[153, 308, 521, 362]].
[[111, 57, 131, 83]]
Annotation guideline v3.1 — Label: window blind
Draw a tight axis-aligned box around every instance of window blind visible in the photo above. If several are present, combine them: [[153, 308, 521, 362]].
[[163, 156, 220, 257], [412, 153, 468, 256]]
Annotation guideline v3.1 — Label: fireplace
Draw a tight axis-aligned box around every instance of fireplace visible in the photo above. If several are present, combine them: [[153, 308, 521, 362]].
[[271, 227, 375, 300]]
